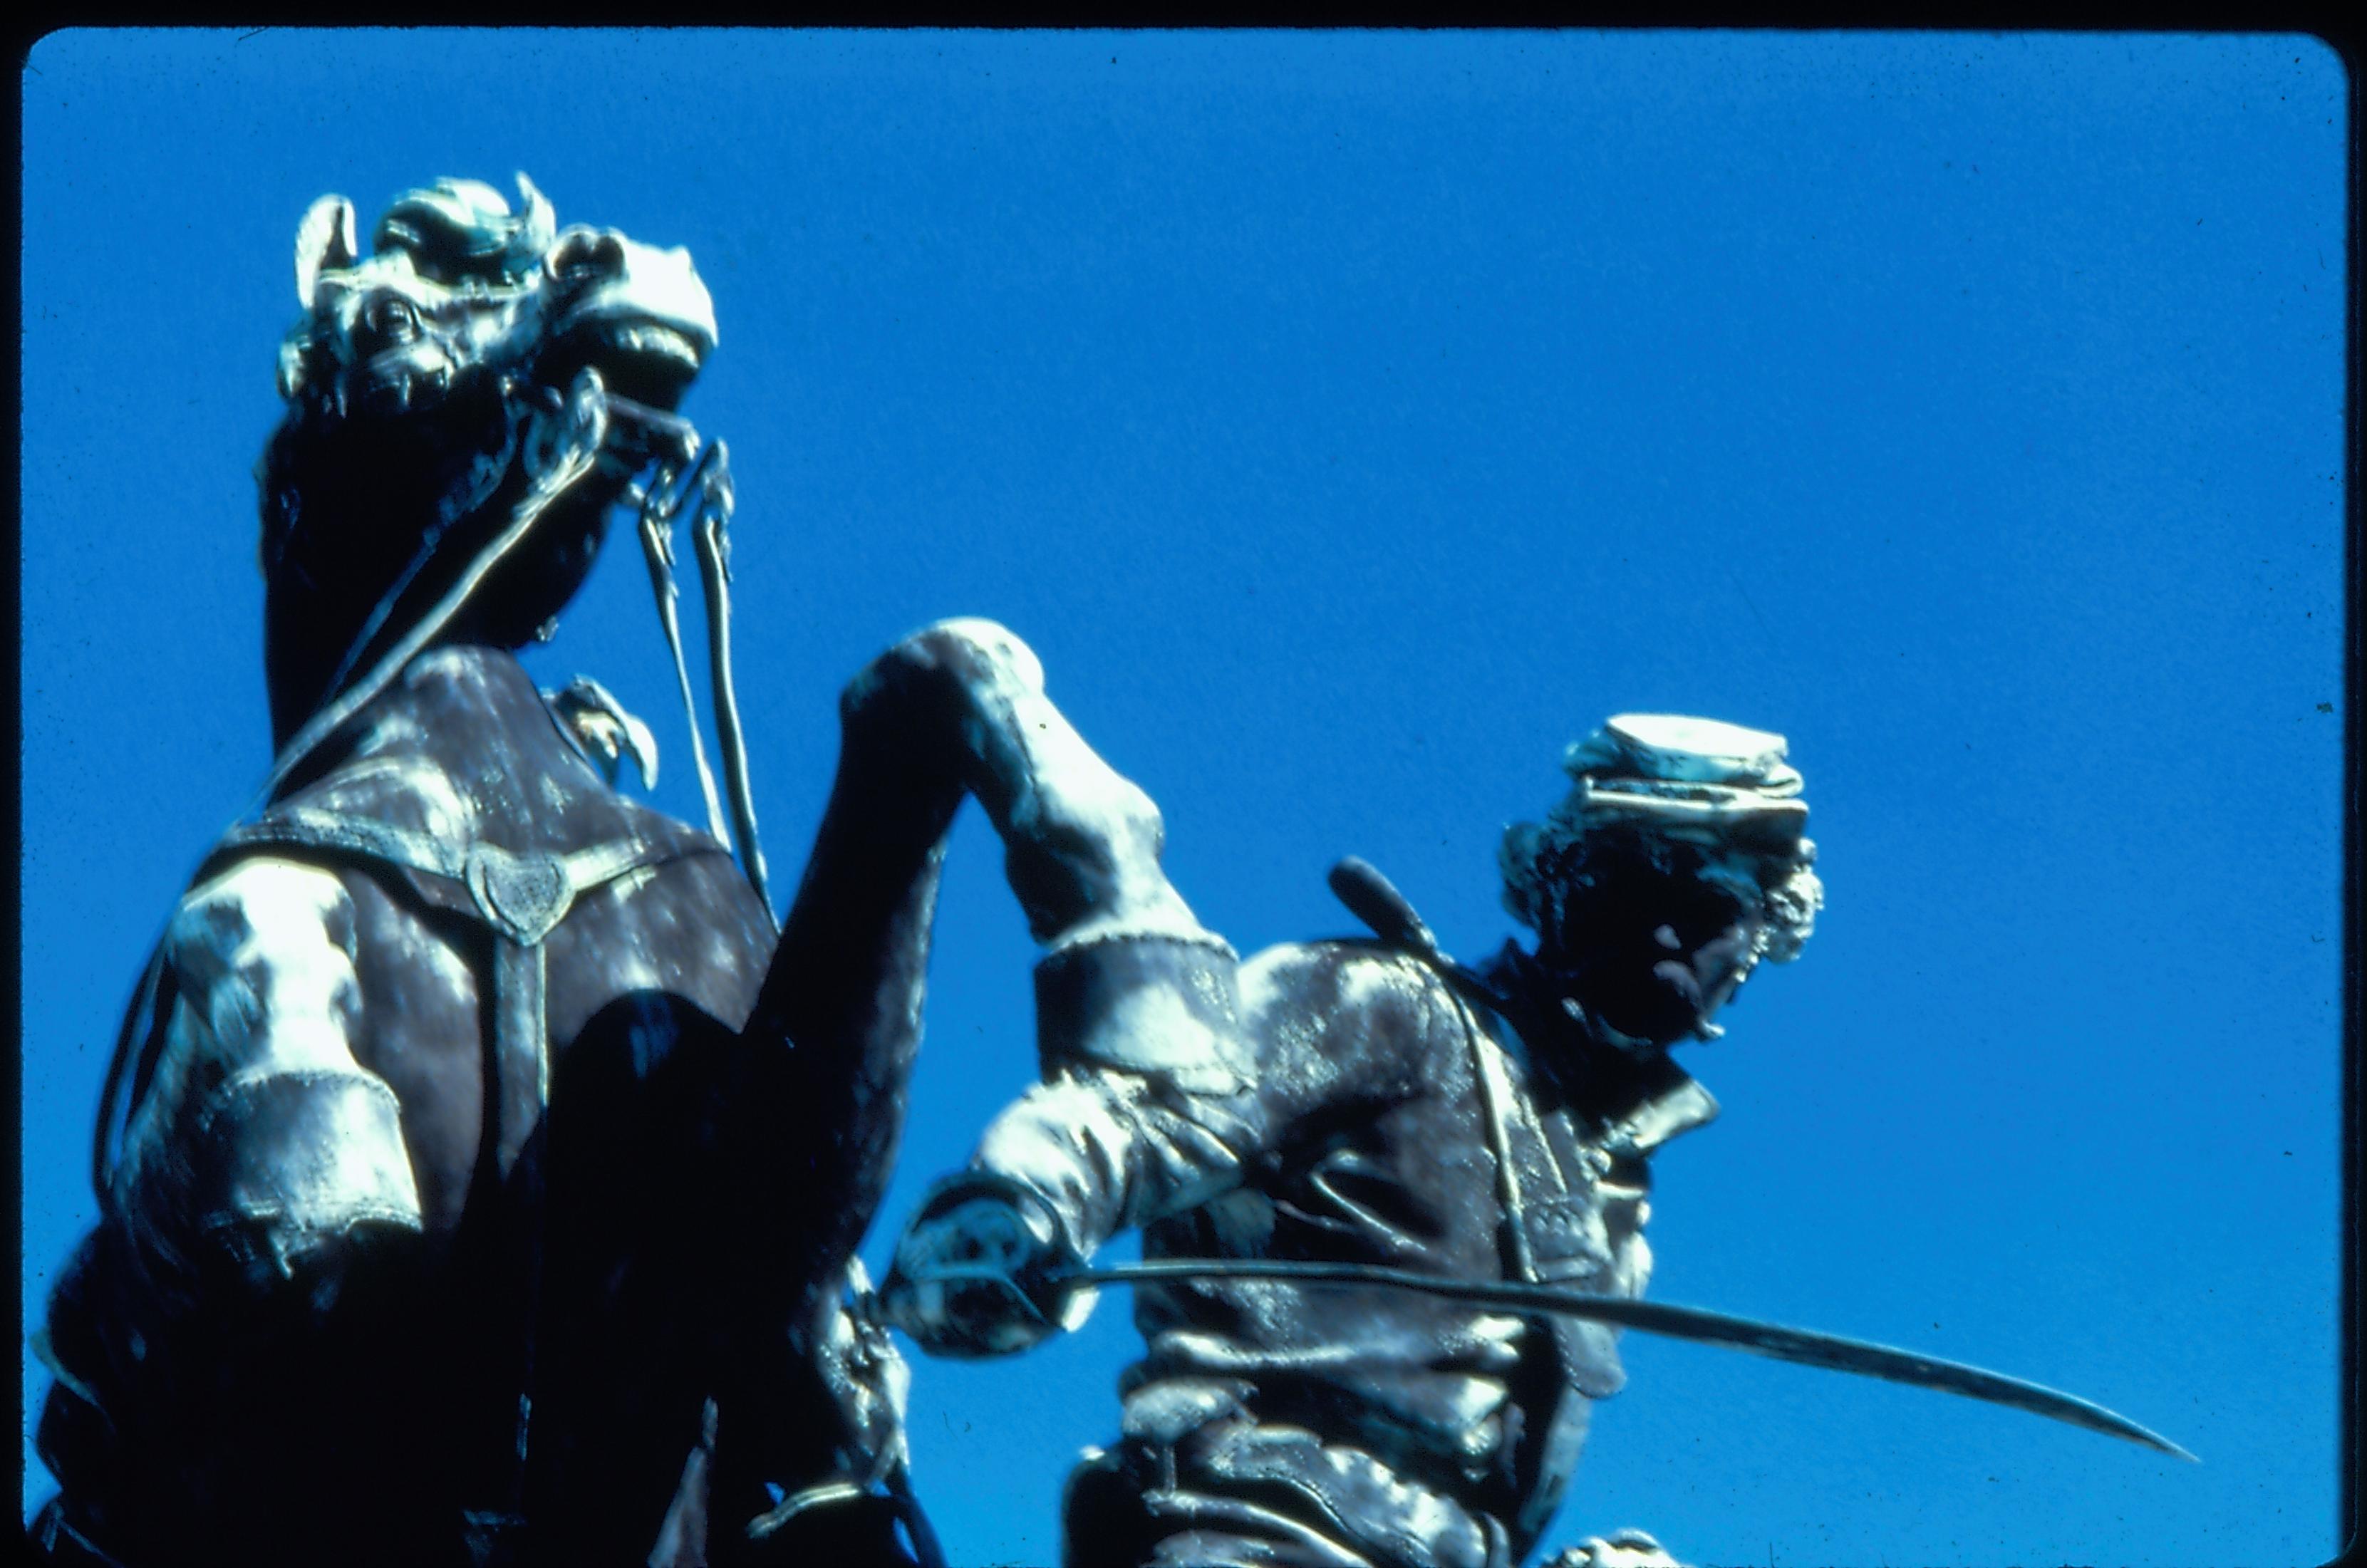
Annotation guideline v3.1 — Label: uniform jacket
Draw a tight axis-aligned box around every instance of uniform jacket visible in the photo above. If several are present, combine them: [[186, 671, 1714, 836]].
[[966, 935, 1719, 1556]]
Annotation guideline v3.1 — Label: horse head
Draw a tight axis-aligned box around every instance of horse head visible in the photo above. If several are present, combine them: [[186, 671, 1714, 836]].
[[257, 175, 718, 749]]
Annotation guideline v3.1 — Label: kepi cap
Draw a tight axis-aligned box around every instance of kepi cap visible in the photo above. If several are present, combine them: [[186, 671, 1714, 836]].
[[1562, 713, 1807, 849]]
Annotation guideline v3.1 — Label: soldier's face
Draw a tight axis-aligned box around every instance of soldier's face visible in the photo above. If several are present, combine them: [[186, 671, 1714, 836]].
[[1542, 829, 1766, 1047]]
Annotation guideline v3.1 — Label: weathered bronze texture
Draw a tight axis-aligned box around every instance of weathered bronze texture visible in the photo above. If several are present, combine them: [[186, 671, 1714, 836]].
[[27, 177, 1219, 1568]]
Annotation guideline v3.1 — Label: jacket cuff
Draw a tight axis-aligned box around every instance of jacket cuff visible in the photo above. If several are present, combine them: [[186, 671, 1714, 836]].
[[1034, 927, 1247, 1096]]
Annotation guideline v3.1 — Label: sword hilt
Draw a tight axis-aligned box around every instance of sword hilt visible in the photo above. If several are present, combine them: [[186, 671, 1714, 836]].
[[1329, 856, 1513, 1015], [1329, 856, 1444, 961]]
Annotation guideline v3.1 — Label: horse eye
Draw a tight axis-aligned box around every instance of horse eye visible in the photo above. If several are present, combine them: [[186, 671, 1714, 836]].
[[363, 296, 420, 347]]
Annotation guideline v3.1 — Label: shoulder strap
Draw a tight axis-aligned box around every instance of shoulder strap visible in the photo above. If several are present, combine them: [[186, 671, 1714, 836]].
[[1325, 856, 1546, 1283], [1460, 1004, 1544, 1284]]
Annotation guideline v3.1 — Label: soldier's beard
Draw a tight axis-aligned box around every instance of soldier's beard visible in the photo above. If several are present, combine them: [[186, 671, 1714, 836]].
[[1543, 856, 1763, 1048], [1556, 945, 1716, 1046]]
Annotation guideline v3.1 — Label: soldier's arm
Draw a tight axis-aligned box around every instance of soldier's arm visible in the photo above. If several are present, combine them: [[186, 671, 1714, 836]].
[[883, 938, 1449, 1356], [860, 623, 1454, 1352], [968, 938, 1449, 1245], [877, 926, 1253, 1358]]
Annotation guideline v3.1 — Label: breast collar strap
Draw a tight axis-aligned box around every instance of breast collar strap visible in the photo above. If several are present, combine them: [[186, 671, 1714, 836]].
[[95, 802, 722, 1211], [215, 807, 694, 948], [203, 804, 725, 1515]]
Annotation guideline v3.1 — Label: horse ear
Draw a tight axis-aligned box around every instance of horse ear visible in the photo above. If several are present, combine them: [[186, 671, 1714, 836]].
[[514, 172, 555, 256], [294, 194, 358, 309]]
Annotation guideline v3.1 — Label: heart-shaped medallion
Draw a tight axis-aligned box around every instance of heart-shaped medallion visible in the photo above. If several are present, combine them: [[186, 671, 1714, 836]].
[[466, 844, 574, 946]]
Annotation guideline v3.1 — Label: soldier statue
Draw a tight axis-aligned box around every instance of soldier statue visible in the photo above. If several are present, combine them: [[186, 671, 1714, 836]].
[[879, 713, 1826, 1568], [26, 177, 1217, 1568]]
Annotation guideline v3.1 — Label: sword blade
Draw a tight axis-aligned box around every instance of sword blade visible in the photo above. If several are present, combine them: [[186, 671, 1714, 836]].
[[1062, 1257, 2196, 1462]]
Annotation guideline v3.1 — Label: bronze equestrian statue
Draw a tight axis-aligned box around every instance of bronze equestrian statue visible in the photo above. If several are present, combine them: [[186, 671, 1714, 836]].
[[875, 702, 2192, 1568], [26, 176, 1221, 1568], [877, 715, 1829, 1568]]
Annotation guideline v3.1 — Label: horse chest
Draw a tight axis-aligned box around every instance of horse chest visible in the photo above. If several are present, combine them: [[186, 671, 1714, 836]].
[[346, 861, 769, 1238]]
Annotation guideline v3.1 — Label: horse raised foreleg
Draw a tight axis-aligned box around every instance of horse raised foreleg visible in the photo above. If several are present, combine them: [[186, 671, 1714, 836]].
[[734, 616, 1229, 1304], [738, 670, 968, 1307], [702, 621, 1227, 1562]]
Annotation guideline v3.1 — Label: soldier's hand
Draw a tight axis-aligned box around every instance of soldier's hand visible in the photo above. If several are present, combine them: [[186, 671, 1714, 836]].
[[1548, 1529, 1687, 1568], [876, 1178, 1092, 1359]]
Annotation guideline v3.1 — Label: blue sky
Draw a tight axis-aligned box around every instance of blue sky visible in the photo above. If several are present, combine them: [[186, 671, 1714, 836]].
[[19, 30, 2347, 1567]]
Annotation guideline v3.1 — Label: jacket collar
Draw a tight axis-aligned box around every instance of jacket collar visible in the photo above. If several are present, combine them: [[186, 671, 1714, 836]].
[[1475, 940, 1719, 1153]]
